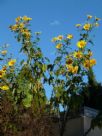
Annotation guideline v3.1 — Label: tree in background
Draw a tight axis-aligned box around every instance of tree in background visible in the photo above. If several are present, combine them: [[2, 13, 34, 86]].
[[84, 68, 102, 110]]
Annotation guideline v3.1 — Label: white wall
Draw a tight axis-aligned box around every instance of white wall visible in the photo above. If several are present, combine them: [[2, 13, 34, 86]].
[[54, 116, 102, 136], [84, 116, 102, 136]]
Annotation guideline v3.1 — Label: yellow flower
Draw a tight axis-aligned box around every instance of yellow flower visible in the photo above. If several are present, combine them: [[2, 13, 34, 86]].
[[77, 40, 87, 48], [73, 51, 83, 59], [83, 59, 96, 69], [88, 51, 93, 57], [83, 23, 91, 31], [56, 43, 62, 49], [52, 37, 58, 42], [19, 23, 24, 29], [87, 15, 92, 19], [66, 65, 78, 74], [95, 17, 101, 21], [72, 66, 78, 74], [2, 66, 7, 72], [15, 16, 21, 22], [0, 70, 5, 78], [95, 22, 99, 27], [57, 35, 63, 40], [10, 24, 18, 31], [1, 50, 7, 55], [20, 29, 25, 33], [23, 30, 31, 39], [90, 59, 96, 66], [52, 35, 63, 42], [83, 60, 90, 69], [22, 16, 32, 21], [75, 24, 81, 27], [66, 58, 73, 65], [67, 34, 73, 39], [0, 85, 9, 91], [66, 64, 73, 71], [8, 59, 16, 66]]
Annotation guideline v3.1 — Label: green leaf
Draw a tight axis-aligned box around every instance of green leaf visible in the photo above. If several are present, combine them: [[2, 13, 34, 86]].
[[0, 58, 3, 60], [22, 93, 33, 108], [42, 64, 47, 72], [20, 59, 25, 65]]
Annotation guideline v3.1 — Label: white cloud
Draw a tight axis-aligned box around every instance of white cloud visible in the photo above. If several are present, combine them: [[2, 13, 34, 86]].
[[50, 20, 60, 26]]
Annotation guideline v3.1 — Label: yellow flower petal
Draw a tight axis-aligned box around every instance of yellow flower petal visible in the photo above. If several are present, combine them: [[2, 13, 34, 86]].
[[83, 23, 91, 31], [0, 70, 5, 78], [77, 40, 87, 48], [75, 24, 81, 27], [22, 16, 32, 21], [73, 51, 83, 59], [1, 50, 7, 55], [57, 35, 63, 40], [0, 85, 9, 91], [56, 43, 62, 49], [8, 59, 16, 66], [15, 16, 21, 22], [95, 17, 101, 21], [67, 34, 73, 39], [87, 15, 92, 19]]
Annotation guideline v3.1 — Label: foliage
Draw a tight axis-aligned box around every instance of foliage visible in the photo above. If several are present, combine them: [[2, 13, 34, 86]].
[[83, 68, 102, 110], [0, 15, 101, 136]]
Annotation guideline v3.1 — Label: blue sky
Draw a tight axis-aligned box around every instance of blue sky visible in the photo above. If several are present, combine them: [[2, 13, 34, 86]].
[[0, 0, 102, 85]]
